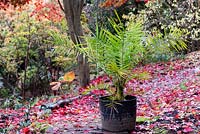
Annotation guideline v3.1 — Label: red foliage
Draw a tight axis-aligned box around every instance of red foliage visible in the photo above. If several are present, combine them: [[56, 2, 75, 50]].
[[100, 0, 150, 8], [30, 0, 64, 22], [136, 0, 149, 3], [0, 0, 64, 22], [22, 127, 30, 134], [100, 0, 128, 8], [0, 0, 31, 9]]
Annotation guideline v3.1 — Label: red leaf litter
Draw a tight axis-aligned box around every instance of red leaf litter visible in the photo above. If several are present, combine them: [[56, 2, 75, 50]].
[[0, 51, 200, 133]]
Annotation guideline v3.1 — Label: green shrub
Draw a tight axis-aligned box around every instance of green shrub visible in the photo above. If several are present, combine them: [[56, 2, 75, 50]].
[[139, 0, 199, 51], [144, 26, 188, 63], [0, 10, 75, 96], [0, 88, 10, 98], [123, 1, 190, 63]]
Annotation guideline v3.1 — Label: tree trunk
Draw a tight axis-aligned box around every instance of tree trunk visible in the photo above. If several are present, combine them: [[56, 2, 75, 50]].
[[63, 0, 90, 87]]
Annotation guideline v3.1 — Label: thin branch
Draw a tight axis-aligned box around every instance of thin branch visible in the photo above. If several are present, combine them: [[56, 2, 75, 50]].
[[40, 93, 92, 110], [23, 14, 31, 99], [57, 0, 65, 13]]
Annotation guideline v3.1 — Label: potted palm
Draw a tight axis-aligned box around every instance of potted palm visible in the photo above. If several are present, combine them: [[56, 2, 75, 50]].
[[77, 12, 145, 132]]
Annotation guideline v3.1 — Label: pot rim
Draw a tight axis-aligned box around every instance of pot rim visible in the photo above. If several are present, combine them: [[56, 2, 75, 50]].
[[99, 95, 137, 103]]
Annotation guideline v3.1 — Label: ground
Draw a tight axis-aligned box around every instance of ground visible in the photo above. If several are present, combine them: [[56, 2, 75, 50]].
[[0, 51, 200, 134]]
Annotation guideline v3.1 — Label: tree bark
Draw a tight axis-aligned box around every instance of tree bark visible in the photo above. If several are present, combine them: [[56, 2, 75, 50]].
[[63, 0, 90, 87]]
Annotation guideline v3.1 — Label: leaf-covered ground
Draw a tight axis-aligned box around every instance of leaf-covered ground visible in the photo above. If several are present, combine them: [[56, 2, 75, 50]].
[[0, 51, 200, 134]]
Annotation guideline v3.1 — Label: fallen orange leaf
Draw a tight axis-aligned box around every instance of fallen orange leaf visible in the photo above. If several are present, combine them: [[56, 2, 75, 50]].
[[64, 71, 75, 82]]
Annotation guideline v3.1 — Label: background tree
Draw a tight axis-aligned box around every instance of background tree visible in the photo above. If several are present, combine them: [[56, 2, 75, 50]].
[[62, 0, 90, 87]]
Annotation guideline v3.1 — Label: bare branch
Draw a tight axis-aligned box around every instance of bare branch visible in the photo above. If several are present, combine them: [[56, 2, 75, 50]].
[[57, 0, 65, 12]]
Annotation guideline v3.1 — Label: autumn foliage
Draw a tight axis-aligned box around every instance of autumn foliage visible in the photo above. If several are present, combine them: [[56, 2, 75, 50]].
[[100, 0, 128, 7], [30, 0, 64, 22], [100, 0, 149, 7], [0, 0, 31, 9], [0, 0, 63, 22]]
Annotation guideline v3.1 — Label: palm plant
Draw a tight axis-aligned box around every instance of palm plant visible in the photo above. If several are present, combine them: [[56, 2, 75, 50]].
[[76, 11, 188, 132], [77, 12, 145, 101]]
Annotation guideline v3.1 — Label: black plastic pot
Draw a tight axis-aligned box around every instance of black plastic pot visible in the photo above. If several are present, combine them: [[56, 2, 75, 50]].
[[99, 95, 137, 132]]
